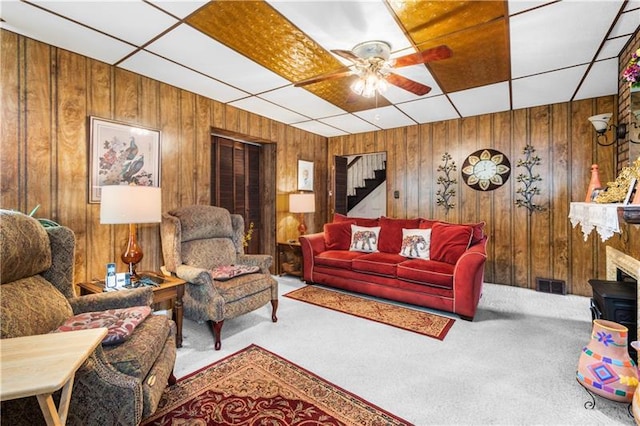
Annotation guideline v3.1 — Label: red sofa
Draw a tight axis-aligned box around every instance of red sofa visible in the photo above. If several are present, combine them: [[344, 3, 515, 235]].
[[299, 215, 488, 320]]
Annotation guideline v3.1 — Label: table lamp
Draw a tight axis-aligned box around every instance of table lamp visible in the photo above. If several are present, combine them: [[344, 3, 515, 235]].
[[100, 185, 161, 279], [289, 193, 315, 236]]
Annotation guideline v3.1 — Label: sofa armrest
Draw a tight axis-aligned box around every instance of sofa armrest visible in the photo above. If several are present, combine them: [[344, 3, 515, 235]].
[[175, 264, 213, 286], [70, 287, 153, 314], [237, 254, 273, 273], [299, 232, 326, 282], [452, 236, 488, 320]]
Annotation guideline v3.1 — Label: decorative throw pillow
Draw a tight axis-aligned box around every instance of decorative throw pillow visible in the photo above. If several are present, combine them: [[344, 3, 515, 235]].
[[399, 228, 432, 259], [378, 216, 421, 253], [210, 264, 260, 281], [54, 306, 152, 346], [349, 225, 381, 253], [429, 222, 474, 265], [324, 221, 355, 250]]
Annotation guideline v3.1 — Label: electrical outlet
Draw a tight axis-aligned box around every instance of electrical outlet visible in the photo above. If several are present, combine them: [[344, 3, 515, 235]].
[[394, 190, 399, 199]]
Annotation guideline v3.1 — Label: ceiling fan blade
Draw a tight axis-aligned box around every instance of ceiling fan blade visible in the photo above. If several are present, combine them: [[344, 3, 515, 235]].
[[331, 49, 362, 62], [294, 68, 353, 87], [393, 45, 452, 68], [386, 73, 432, 96]]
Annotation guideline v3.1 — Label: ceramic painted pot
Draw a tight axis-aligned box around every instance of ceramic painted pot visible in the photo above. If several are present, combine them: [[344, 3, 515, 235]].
[[577, 319, 638, 403]]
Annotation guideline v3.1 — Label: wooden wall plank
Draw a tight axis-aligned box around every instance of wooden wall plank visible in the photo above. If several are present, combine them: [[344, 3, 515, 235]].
[[0, 31, 21, 209]]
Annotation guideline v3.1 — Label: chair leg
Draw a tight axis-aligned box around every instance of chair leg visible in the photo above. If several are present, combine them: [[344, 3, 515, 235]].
[[209, 320, 224, 350], [271, 299, 278, 322], [168, 371, 177, 386]]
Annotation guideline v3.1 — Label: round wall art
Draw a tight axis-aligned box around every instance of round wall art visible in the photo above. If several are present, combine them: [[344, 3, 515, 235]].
[[461, 149, 511, 191]]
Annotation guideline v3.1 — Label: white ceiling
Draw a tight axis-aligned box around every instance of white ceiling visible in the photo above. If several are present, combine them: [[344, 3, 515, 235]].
[[1, 0, 638, 138]]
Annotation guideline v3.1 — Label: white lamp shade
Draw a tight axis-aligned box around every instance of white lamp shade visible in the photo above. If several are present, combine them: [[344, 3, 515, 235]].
[[289, 193, 315, 213], [588, 113, 612, 133], [100, 186, 161, 224]]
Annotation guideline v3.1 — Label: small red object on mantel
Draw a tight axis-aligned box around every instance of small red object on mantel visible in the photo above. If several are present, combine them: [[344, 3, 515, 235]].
[[585, 164, 602, 202]]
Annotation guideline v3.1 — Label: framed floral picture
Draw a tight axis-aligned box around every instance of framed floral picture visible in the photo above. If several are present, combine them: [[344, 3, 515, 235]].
[[297, 160, 314, 191], [89, 117, 161, 203]]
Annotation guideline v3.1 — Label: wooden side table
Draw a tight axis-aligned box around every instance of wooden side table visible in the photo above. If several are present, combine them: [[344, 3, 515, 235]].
[[77, 273, 185, 348], [277, 241, 303, 277], [1, 328, 107, 425]]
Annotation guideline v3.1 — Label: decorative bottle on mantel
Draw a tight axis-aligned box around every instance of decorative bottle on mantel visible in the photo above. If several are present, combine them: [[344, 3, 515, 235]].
[[585, 164, 602, 202]]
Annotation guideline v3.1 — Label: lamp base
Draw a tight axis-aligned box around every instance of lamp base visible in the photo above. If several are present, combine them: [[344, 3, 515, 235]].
[[122, 223, 143, 281], [297, 213, 307, 235]]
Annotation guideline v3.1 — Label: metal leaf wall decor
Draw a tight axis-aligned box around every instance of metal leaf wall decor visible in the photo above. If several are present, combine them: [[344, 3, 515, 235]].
[[436, 152, 457, 214], [515, 144, 545, 214]]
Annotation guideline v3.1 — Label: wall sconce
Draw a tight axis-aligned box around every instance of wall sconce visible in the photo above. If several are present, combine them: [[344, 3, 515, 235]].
[[100, 185, 162, 279], [588, 113, 627, 146], [289, 193, 315, 236]]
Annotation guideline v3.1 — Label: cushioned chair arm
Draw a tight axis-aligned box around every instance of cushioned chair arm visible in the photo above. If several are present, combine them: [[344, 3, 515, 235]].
[[70, 287, 153, 314], [237, 254, 273, 273], [452, 236, 488, 320], [299, 232, 325, 282], [176, 264, 213, 286]]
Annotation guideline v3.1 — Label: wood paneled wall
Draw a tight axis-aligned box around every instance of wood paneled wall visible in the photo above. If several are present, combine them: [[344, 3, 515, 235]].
[[0, 30, 326, 285], [328, 98, 639, 297]]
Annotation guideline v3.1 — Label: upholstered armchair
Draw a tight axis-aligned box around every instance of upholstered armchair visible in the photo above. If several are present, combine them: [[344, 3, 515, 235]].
[[161, 205, 278, 350], [0, 210, 177, 426]]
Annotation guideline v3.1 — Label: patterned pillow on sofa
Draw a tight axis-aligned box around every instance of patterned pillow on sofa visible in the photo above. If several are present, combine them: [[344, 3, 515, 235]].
[[210, 264, 260, 281], [349, 225, 381, 253], [399, 228, 432, 259], [54, 306, 152, 346]]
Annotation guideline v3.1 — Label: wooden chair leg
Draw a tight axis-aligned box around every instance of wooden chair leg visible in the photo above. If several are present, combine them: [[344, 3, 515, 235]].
[[209, 320, 224, 350], [168, 371, 177, 386], [271, 299, 278, 322]]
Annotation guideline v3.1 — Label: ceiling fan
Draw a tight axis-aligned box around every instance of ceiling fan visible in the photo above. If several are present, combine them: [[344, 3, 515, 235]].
[[294, 41, 452, 98]]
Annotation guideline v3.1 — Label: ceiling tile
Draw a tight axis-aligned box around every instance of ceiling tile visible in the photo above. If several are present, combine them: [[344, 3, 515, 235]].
[[147, 24, 289, 94], [449, 82, 511, 117], [510, 1, 622, 78], [598, 37, 632, 61], [319, 114, 380, 134], [574, 58, 619, 101], [230, 97, 309, 124], [396, 96, 460, 124], [512, 65, 588, 110], [382, 65, 443, 103], [292, 121, 348, 138], [120, 50, 246, 103], [610, 7, 640, 38], [0, 1, 135, 64], [354, 106, 417, 130], [508, 1, 555, 16], [259, 86, 345, 119], [267, 0, 412, 57], [149, 0, 209, 19], [31, 0, 178, 46]]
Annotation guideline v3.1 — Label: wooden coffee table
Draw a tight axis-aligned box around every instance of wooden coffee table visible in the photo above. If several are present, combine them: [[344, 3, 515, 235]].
[[77, 273, 185, 348], [1, 328, 108, 425]]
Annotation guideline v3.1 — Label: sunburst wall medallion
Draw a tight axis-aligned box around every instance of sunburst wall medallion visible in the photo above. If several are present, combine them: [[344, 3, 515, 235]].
[[461, 149, 511, 191]]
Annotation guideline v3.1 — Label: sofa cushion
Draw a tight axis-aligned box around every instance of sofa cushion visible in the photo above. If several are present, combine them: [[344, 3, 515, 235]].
[[421, 219, 485, 245], [399, 228, 432, 259], [334, 213, 379, 227], [352, 252, 406, 277], [378, 217, 421, 253], [102, 314, 171, 379], [54, 306, 152, 346], [397, 259, 455, 289], [315, 250, 363, 270], [349, 225, 380, 253], [324, 221, 355, 250], [430, 222, 473, 265]]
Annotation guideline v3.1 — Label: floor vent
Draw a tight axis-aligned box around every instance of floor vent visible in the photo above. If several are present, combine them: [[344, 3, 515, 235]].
[[536, 277, 566, 295]]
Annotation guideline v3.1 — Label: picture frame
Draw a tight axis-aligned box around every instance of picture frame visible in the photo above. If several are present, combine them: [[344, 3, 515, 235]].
[[297, 159, 314, 191], [89, 116, 161, 203], [623, 177, 637, 205]]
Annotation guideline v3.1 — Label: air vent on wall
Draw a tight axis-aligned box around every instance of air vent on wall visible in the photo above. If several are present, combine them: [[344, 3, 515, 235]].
[[536, 277, 566, 295]]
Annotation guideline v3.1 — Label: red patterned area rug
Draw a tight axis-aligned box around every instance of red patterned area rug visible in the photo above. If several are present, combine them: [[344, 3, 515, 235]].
[[285, 285, 454, 341], [142, 344, 411, 425]]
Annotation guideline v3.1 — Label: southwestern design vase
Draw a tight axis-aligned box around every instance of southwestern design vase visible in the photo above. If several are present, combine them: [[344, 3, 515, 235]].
[[577, 319, 638, 403]]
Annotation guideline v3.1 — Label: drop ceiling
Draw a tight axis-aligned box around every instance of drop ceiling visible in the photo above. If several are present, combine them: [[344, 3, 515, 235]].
[[1, 0, 638, 138]]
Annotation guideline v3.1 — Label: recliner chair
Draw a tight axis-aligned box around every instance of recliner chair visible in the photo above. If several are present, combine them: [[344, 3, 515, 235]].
[[0, 210, 177, 426], [160, 205, 278, 350]]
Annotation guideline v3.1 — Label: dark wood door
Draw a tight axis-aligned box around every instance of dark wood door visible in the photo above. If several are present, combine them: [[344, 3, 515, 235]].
[[334, 156, 348, 215], [211, 136, 262, 254]]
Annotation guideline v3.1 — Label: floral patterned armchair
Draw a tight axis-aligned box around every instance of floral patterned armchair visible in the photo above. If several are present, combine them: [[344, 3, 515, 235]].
[[0, 210, 176, 425], [161, 205, 278, 350]]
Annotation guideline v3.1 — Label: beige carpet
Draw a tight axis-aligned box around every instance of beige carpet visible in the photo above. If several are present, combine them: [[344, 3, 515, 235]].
[[143, 344, 410, 425], [285, 285, 455, 340]]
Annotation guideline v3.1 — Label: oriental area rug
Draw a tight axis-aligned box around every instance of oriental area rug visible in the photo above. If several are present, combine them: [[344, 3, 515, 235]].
[[285, 286, 454, 341], [142, 344, 410, 425]]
